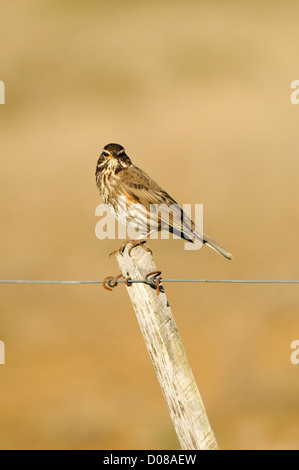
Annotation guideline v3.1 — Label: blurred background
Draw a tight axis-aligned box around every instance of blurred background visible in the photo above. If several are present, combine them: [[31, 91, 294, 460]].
[[0, 0, 299, 450]]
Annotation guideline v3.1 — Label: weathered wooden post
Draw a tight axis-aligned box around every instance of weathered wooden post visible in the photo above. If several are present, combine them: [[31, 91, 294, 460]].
[[115, 245, 218, 450]]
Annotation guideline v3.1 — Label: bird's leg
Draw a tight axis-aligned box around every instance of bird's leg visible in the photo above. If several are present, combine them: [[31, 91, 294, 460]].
[[109, 237, 153, 258], [126, 230, 154, 256], [127, 239, 152, 256], [109, 240, 131, 258]]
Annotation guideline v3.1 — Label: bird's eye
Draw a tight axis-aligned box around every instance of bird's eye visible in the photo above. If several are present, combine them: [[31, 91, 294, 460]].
[[103, 150, 110, 156]]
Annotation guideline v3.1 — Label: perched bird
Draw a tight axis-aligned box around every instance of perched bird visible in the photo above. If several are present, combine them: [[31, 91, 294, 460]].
[[95, 143, 232, 259]]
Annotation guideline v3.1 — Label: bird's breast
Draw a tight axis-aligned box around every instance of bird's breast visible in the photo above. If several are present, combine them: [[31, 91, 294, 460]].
[[97, 166, 119, 204]]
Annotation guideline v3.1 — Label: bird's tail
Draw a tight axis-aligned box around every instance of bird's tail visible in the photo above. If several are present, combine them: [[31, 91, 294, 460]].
[[171, 209, 233, 260], [201, 233, 233, 260]]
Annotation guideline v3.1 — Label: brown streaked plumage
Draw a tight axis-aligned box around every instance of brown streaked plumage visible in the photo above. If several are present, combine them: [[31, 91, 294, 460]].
[[95, 143, 233, 259]]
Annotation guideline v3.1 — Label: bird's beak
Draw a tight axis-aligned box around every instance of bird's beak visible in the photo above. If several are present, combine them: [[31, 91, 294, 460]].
[[109, 152, 116, 158]]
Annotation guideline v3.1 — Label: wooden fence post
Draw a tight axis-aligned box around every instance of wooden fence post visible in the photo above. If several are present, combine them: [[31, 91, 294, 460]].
[[115, 245, 219, 450]]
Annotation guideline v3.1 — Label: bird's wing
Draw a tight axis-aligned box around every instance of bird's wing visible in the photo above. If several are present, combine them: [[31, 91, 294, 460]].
[[118, 165, 200, 241]]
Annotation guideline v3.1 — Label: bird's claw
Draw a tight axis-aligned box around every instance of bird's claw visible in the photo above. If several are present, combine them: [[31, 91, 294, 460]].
[[109, 240, 152, 258], [127, 239, 152, 256]]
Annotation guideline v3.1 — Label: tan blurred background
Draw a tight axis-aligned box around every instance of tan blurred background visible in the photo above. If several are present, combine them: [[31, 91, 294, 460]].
[[0, 0, 299, 450]]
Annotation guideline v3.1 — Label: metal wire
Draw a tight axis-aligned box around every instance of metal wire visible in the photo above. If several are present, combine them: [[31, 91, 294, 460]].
[[0, 280, 99, 284], [0, 279, 299, 284]]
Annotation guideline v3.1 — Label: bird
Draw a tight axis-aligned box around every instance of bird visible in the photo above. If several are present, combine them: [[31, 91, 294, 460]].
[[95, 143, 233, 259]]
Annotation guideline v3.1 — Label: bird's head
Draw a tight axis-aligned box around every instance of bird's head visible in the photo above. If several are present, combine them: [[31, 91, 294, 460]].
[[102, 143, 131, 163], [96, 143, 132, 175]]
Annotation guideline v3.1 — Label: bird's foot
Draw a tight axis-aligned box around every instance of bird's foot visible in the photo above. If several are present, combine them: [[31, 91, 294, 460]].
[[127, 239, 152, 256], [109, 240, 152, 257], [109, 241, 129, 258]]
